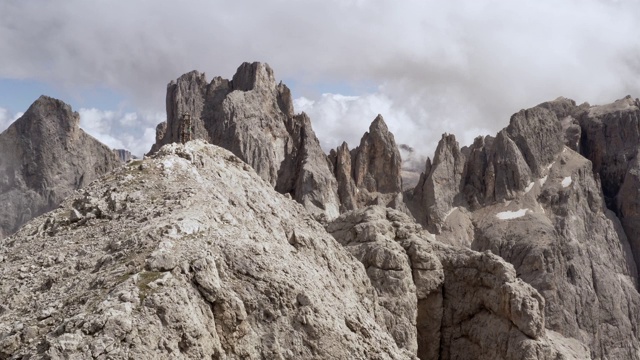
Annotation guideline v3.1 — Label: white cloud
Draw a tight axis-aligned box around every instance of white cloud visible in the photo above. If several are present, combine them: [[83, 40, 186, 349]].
[[0, 108, 10, 132], [78, 108, 163, 157], [1, 0, 640, 159], [0, 109, 23, 133]]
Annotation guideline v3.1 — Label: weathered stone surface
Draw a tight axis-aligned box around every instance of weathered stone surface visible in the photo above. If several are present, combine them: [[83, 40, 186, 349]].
[[330, 115, 405, 213], [579, 96, 640, 202], [506, 106, 564, 176], [577, 96, 640, 296], [407, 96, 640, 358], [113, 149, 136, 163], [412, 134, 465, 232], [0, 96, 120, 238], [150, 62, 340, 220], [328, 206, 584, 360], [352, 115, 403, 194], [0, 141, 410, 359], [329, 142, 358, 211], [471, 147, 640, 359]]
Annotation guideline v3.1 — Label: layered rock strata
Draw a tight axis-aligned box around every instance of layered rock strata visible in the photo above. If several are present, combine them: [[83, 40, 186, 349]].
[[0, 96, 119, 238]]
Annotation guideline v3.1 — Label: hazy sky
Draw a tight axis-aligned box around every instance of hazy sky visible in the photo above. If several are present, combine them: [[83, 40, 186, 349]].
[[1, 0, 639, 158]]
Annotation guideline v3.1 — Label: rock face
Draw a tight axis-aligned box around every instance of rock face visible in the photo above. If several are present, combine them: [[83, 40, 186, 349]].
[[412, 134, 466, 232], [0, 141, 409, 359], [328, 206, 587, 360], [150, 62, 340, 221], [0, 96, 120, 238], [408, 97, 640, 359], [329, 115, 404, 212], [113, 149, 136, 163]]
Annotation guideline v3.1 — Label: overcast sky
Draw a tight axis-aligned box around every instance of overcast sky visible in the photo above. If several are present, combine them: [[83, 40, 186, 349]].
[[1, 0, 639, 159]]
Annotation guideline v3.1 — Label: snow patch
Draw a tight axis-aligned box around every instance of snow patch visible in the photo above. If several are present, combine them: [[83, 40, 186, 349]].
[[562, 176, 572, 188], [444, 207, 458, 221], [539, 175, 548, 186], [496, 209, 529, 220], [162, 158, 175, 168], [545, 162, 555, 171], [525, 182, 535, 193]]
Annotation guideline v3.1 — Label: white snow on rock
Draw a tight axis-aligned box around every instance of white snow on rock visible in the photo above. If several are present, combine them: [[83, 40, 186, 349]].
[[562, 176, 572, 188], [545, 162, 555, 171], [444, 207, 458, 221], [539, 175, 548, 186], [496, 209, 529, 220], [525, 182, 535, 193]]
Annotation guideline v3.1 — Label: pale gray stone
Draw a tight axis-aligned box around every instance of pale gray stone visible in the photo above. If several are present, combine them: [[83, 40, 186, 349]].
[[0, 96, 120, 238]]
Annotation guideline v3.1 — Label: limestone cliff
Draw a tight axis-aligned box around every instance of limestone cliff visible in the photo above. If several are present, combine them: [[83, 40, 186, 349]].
[[409, 97, 640, 358], [329, 115, 404, 212], [150, 62, 340, 221], [328, 206, 587, 360], [0, 96, 120, 238]]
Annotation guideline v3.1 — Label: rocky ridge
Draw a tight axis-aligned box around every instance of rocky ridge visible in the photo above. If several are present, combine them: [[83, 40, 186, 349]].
[[151, 62, 406, 221], [0, 141, 410, 359], [327, 206, 587, 360], [0, 96, 120, 238], [150, 62, 342, 221], [408, 96, 640, 358], [2, 62, 640, 359]]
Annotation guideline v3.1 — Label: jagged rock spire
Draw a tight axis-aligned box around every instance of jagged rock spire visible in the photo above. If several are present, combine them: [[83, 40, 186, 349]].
[[150, 62, 340, 220], [330, 114, 404, 212]]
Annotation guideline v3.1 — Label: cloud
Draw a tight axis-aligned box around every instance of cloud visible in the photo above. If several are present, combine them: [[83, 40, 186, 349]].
[[0, 108, 23, 133], [2, 0, 640, 158], [78, 108, 163, 157]]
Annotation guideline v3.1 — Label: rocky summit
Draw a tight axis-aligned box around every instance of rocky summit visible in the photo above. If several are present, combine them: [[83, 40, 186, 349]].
[[3, 62, 640, 359], [0, 96, 120, 239]]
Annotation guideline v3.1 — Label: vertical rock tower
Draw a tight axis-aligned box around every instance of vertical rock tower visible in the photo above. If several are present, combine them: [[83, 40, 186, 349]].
[[151, 62, 341, 220]]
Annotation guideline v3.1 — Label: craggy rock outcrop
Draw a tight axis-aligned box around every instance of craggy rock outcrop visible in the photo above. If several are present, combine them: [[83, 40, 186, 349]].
[[409, 97, 640, 358], [328, 206, 586, 360], [329, 115, 404, 212], [150, 62, 340, 221], [113, 149, 136, 163], [329, 142, 358, 211], [577, 97, 640, 273], [412, 134, 465, 233], [352, 115, 402, 194], [505, 107, 564, 176], [0, 96, 119, 238], [0, 141, 410, 359], [471, 147, 640, 359]]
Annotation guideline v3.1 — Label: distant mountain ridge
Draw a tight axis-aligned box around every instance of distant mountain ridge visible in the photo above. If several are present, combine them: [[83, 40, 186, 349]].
[[0, 96, 120, 238], [2, 63, 640, 359]]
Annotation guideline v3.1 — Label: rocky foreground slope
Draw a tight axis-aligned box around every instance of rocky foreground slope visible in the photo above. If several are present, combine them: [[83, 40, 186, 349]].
[[0, 96, 120, 238], [0, 141, 585, 359], [0, 141, 409, 359]]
